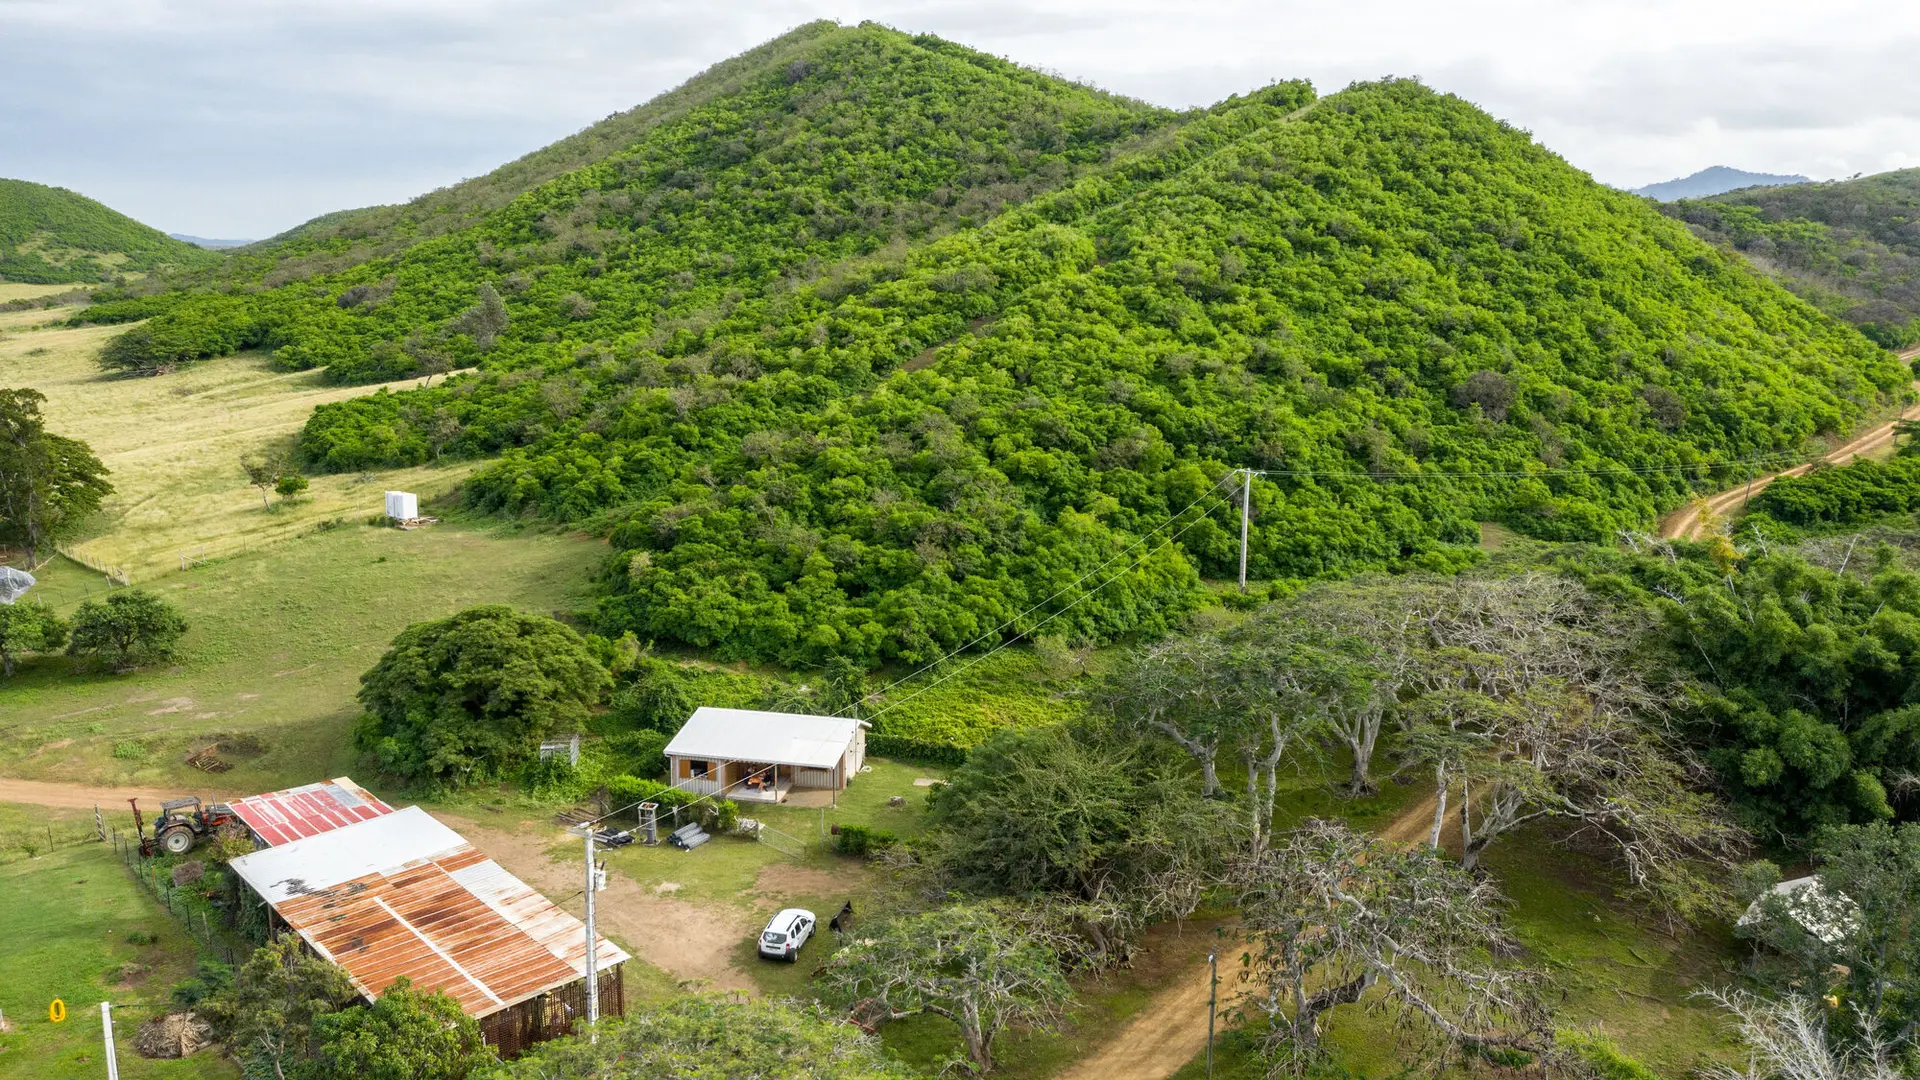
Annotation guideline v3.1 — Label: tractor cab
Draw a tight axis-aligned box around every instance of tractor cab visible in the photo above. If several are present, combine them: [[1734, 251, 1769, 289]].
[[131, 796, 247, 856]]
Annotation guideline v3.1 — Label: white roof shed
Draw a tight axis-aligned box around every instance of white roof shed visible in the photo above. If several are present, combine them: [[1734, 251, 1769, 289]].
[[664, 707, 865, 769], [1737, 875, 1859, 947]]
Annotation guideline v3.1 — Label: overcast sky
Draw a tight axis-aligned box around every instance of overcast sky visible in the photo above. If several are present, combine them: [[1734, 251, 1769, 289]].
[[3, 0, 1915, 239]]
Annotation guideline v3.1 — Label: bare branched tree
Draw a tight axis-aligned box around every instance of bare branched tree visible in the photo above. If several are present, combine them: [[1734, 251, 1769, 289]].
[[1234, 820, 1551, 1075], [1696, 989, 1908, 1080]]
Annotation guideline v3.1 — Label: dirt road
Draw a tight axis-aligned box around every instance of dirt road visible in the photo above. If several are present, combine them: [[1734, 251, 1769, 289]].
[[1662, 347, 1920, 541], [0, 777, 191, 810], [1055, 959, 1223, 1080]]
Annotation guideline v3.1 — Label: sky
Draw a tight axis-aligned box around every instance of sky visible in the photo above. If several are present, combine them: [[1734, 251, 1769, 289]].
[[3, 0, 1916, 240]]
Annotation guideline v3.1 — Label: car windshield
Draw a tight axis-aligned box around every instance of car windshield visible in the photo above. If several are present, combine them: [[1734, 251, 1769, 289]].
[[762, 932, 787, 945]]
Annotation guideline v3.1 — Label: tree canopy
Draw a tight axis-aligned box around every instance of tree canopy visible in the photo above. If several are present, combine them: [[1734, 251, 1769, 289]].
[[355, 605, 612, 787], [480, 997, 911, 1080], [0, 387, 113, 564]]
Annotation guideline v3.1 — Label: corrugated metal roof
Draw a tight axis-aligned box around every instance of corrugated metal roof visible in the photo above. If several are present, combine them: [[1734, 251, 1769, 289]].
[[664, 706, 863, 770], [229, 807, 628, 1017], [229, 776, 394, 847]]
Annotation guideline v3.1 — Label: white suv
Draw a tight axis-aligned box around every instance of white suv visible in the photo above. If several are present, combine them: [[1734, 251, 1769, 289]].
[[758, 907, 816, 962]]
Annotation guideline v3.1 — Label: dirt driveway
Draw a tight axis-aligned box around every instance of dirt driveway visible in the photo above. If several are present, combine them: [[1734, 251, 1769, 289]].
[[431, 811, 762, 994]]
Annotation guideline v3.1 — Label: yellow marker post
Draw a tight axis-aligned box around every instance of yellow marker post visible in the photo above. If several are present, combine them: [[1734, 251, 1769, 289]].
[[48, 998, 67, 1023]]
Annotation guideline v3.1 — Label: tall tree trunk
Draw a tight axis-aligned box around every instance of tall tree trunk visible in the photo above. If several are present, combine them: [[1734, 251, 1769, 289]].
[[1429, 766, 1448, 849], [1345, 712, 1381, 796], [960, 1004, 993, 1074]]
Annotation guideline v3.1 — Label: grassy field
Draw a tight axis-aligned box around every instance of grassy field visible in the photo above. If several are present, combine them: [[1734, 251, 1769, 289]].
[[0, 307, 474, 581], [0, 517, 603, 792], [0, 281, 90, 303], [0, 804, 237, 1080]]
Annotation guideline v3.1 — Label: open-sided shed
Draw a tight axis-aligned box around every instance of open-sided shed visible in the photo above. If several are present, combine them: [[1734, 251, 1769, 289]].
[[228, 806, 627, 1055]]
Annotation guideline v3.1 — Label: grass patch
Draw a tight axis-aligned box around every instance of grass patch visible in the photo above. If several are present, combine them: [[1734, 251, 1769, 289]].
[[868, 648, 1092, 753], [0, 827, 238, 1079], [0, 310, 476, 580], [0, 517, 602, 791], [0, 281, 92, 303]]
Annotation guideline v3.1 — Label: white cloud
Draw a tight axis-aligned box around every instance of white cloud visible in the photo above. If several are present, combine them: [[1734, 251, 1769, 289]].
[[0, 0, 1913, 236]]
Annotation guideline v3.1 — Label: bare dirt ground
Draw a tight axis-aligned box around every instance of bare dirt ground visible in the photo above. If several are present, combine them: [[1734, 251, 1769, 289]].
[[432, 811, 761, 994], [1662, 351, 1920, 542]]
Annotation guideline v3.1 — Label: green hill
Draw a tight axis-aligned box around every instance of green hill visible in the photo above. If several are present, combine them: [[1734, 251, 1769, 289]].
[[1666, 168, 1920, 348], [77, 22, 1172, 377], [78, 26, 1906, 666], [0, 178, 219, 283]]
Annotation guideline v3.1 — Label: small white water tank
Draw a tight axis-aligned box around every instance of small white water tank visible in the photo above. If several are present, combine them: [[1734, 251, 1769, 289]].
[[384, 491, 419, 519]]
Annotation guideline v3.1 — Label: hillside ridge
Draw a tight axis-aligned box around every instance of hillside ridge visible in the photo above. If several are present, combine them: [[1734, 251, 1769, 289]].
[[0, 178, 219, 283]]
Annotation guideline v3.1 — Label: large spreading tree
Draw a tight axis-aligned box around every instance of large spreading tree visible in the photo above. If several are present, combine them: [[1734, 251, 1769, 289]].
[[0, 387, 113, 565], [355, 605, 611, 787]]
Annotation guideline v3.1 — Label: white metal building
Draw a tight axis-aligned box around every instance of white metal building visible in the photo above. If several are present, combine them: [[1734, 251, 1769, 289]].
[[663, 707, 868, 803]]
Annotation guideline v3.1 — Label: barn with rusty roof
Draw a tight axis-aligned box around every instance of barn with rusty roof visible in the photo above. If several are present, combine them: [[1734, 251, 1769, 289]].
[[227, 805, 627, 1054]]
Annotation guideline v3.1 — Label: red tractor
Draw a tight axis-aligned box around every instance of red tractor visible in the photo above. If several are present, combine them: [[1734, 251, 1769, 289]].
[[129, 796, 248, 856]]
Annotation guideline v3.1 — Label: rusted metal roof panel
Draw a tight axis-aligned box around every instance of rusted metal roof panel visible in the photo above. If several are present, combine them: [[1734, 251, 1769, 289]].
[[229, 776, 393, 846], [229, 807, 628, 1017]]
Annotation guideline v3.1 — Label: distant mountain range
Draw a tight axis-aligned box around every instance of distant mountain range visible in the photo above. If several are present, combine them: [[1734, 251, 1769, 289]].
[[1632, 166, 1811, 201], [168, 233, 252, 249]]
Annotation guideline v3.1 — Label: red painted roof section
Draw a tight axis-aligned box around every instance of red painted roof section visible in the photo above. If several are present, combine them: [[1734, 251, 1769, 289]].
[[229, 777, 393, 846]]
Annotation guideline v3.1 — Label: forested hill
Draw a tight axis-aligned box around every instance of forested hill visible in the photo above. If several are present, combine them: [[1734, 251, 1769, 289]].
[[78, 24, 1905, 667], [145, 20, 1169, 297], [76, 23, 1174, 379], [1665, 168, 1920, 349], [0, 178, 219, 283]]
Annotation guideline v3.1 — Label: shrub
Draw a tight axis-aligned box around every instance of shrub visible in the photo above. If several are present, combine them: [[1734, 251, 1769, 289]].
[[170, 960, 234, 1009], [607, 730, 669, 779], [1555, 1030, 1664, 1080], [834, 824, 899, 856]]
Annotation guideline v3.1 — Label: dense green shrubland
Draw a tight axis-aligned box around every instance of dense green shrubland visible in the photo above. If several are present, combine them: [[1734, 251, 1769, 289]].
[[0, 178, 217, 283], [1572, 543, 1920, 840], [1669, 168, 1920, 349], [90, 26, 1905, 668], [1746, 454, 1920, 530], [93, 25, 1170, 382]]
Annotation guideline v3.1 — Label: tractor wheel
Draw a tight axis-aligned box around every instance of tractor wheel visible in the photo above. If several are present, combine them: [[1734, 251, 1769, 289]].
[[161, 827, 196, 855]]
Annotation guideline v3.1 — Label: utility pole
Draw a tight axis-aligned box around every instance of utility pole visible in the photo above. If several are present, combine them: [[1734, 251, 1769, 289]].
[[101, 1001, 121, 1080], [1206, 948, 1219, 1078], [582, 828, 599, 1042], [1237, 469, 1251, 592]]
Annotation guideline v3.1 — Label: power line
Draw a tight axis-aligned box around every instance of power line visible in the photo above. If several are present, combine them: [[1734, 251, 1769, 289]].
[[1236, 451, 1806, 482], [845, 469, 1242, 715]]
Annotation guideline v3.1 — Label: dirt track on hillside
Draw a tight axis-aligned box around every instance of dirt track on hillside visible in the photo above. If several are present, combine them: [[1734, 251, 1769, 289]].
[[1661, 346, 1920, 541]]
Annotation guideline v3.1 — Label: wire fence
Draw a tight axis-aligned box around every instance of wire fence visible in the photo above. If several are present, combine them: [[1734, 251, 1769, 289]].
[[109, 827, 261, 968]]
